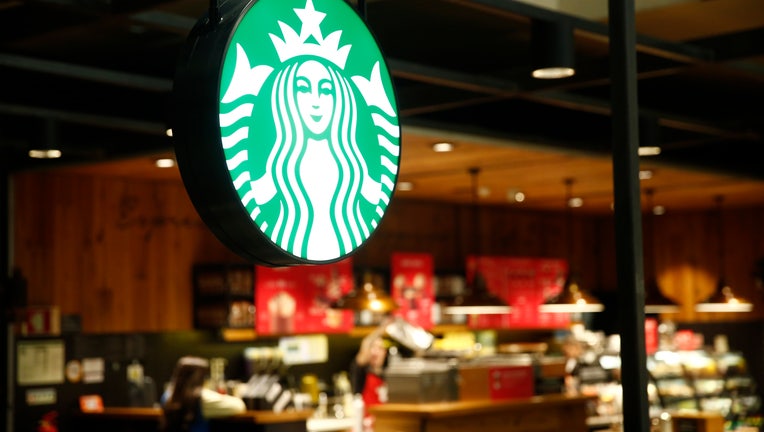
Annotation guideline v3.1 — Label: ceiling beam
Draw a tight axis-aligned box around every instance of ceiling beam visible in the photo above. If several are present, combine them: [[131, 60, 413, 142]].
[[0, 103, 167, 135], [449, 0, 714, 63], [0, 53, 172, 92]]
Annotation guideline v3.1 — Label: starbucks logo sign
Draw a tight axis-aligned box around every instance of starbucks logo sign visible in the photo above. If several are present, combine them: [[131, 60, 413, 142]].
[[173, 0, 400, 266]]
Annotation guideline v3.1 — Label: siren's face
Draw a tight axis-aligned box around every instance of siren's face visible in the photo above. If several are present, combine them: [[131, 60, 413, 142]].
[[295, 60, 334, 135]]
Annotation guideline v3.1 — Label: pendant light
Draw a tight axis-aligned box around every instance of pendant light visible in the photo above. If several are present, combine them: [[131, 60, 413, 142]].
[[539, 178, 604, 313], [28, 118, 63, 159], [443, 271, 514, 315], [695, 195, 753, 313], [331, 272, 398, 313], [443, 167, 512, 315], [530, 19, 576, 79], [643, 189, 680, 314]]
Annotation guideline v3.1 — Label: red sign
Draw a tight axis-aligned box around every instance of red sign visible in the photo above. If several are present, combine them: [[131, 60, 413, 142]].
[[255, 259, 355, 335], [465, 256, 570, 329], [674, 329, 703, 351], [645, 317, 659, 355], [20, 306, 61, 336], [488, 365, 535, 400], [391, 253, 434, 329]]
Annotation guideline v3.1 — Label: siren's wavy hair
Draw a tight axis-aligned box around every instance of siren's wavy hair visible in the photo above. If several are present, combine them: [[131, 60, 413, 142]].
[[264, 58, 373, 257]]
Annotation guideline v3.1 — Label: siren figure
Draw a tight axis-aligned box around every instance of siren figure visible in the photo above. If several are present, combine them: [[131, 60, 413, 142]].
[[219, 0, 399, 262], [250, 56, 382, 260]]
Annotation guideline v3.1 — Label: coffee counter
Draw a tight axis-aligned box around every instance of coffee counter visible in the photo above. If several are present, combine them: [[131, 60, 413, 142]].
[[73, 407, 314, 432], [368, 394, 594, 432], [75, 395, 592, 432]]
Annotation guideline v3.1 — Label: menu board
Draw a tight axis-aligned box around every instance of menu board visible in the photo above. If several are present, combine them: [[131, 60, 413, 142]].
[[255, 259, 355, 335], [391, 253, 435, 329], [465, 256, 570, 329]]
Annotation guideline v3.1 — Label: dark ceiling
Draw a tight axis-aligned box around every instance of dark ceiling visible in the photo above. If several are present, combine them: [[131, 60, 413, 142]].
[[1, 0, 763, 196]]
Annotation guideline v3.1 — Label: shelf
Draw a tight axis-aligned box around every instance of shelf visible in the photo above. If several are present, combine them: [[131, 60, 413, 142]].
[[221, 328, 258, 342], [647, 350, 760, 419], [349, 324, 470, 338], [193, 263, 255, 330]]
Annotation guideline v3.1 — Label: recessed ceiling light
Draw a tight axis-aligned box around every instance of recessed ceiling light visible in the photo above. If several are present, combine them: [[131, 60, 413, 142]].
[[638, 146, 661, 156], [155, 158, 176, 168], [652, 205, 666, 216], [397, 181, 414, 191], [639, 170, 653, 180], [507, 189, 525, 203], [165, 128, 173, 137], [28, 149, 62, 159], [431, 142, 454, 152], [568, 197, 583, 208]]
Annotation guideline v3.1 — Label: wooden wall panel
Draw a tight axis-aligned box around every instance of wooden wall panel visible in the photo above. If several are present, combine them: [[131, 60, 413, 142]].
[[12, 172, 243, 333], [653, 207, 764, 322], [11, 172, 764, 333], [352, 199, 465, 271]]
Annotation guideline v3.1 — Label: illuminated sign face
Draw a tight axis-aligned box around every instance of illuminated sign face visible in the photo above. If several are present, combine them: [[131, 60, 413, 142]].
[[173, 0, 400, 266]]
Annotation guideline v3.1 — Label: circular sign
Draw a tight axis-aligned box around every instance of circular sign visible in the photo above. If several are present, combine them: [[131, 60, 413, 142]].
[[65, 359, 82, 383], [174, 0, 400, 266]]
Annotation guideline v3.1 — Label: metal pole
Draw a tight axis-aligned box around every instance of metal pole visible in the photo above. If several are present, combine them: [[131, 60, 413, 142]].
[[1, 165, 10, 432], [608, 1, 650, 432]]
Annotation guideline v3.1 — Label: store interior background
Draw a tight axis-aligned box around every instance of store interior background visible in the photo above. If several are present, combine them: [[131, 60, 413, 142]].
[[6, 161, 764, 430], [3, 0, 764, 430]]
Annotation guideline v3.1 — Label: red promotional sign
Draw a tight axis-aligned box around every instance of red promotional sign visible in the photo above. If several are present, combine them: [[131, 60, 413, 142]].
[[465, 256, 570, 329], [391, 253, 435, 329], [487, 365, 535, 400], [255, 259, 355, 335], [645, 317, 659, 355]]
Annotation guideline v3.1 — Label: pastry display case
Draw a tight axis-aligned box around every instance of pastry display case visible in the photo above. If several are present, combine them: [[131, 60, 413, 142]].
[[647, 349, 761, 428]]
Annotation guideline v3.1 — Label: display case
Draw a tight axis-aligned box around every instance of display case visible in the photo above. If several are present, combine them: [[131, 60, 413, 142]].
[[647, 349, 761, 427], [648, 350, 700, 411], [193, 263, 255, 329]]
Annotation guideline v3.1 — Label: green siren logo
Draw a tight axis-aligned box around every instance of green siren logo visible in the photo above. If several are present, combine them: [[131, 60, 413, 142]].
[[218, 0, 399, 263]]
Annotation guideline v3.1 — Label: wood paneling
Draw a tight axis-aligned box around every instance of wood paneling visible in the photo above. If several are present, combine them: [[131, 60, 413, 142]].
[[11, 172, 764, 333], [12, 172, 243, 333], [654, 207, 764, 322]]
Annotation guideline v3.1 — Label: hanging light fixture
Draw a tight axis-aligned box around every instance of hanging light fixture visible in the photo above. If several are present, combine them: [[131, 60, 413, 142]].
[[28, 118, 63, 159], [643, 189, 680, 314], [539, 178, 604, 313], [331, 272, 398, 313], [638, 115, 662, 158], [443, 271, 513, 315], [695, 196, 753, 313], [443, 167, 512, 315], [530, 19, 576, 79]]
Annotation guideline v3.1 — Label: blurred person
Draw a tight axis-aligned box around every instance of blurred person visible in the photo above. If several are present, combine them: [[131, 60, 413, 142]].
[[160, 356, 246, 432], [349, 317, 395, 431], [562, 334, 584, 395], [350, 318, 395, 405]]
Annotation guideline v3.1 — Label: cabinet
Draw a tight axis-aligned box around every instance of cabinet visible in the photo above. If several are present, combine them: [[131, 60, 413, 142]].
[[193, 263, 255, 329], [647, 350, 761, 426]]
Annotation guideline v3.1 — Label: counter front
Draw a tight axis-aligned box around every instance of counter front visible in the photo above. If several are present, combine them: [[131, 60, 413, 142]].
[[73, 407, 313, 432], [368, 393, 594, 432]]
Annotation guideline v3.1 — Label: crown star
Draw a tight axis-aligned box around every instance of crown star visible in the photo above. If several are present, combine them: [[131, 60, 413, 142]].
[[294, 0, 325, 41], [269, 0, 351, 69]]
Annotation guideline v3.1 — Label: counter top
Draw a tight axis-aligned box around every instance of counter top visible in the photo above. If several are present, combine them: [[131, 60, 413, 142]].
[[368, 393, 595, 418], [77, 407, 314, 424], [306, 417, 354, 432]]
